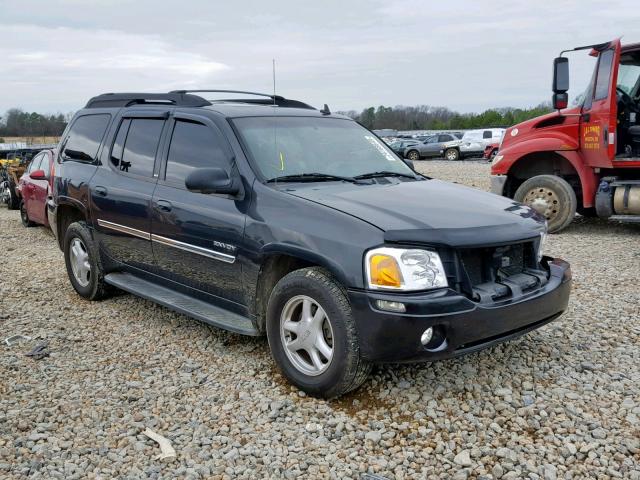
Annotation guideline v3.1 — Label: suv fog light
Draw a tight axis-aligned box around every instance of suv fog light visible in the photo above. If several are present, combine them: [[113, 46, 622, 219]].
[[375, 300, 406, 313], [420, 327, 434, 345]]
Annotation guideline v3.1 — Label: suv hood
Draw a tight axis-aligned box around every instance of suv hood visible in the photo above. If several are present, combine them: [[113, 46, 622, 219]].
[[284, 179, 545, 247]]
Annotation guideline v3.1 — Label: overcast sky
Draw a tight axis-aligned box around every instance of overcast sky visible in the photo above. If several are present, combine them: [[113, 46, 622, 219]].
[[0, 0, 638, 115]]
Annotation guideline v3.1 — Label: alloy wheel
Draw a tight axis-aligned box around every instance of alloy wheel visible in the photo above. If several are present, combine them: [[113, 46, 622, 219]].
[[280, 295, 334, 376], [69, 238, 91, 287]]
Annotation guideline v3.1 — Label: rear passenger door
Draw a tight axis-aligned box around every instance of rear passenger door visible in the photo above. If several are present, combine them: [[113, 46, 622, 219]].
[[90, 111, 167, 271], [151, 113, 246, 308]]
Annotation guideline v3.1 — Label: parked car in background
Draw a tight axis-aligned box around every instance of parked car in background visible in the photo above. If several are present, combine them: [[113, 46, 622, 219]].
[[388, 139, 420, 156], [17, 149, 54, 228], [404, 133, 458, 161], [483, 141, 500, 160], [442, 128, 505, 160]]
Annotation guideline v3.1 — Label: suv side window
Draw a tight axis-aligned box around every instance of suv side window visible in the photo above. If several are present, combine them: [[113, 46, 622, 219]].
[[438, 134, 452, 142], [118, 118, 164, 177], [164, 120, 230, 187], [483, 130, 492, 139], [62, 114, 110, 163]]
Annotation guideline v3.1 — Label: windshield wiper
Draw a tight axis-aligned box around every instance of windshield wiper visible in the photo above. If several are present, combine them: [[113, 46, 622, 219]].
[[266, 173, 363, 184], [354, 171, 417, 180]]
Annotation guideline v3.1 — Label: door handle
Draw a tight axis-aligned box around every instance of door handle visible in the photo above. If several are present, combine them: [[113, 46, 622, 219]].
[[155, 200, 172, 212], [94, 186, 108, 197]]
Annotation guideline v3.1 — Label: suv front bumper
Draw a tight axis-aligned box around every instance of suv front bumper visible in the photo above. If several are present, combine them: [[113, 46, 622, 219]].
[[490, 174, 507, 196], [348, 259, 570, 363]]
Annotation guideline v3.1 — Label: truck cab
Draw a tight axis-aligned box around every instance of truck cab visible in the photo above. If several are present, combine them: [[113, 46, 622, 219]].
[[491, 39, 640, 232]]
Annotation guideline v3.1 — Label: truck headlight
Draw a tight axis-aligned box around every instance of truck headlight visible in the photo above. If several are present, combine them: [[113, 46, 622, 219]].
[[365, 247, 448, 291]]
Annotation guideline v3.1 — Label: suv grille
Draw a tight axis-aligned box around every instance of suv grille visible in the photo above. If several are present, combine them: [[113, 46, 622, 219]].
[[442, 241, 548, 303]]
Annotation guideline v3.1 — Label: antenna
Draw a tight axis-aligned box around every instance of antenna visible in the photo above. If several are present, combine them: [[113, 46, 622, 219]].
[[272, 59, 276, 106]]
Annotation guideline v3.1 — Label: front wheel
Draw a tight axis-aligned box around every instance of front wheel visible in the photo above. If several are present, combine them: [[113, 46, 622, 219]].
[[2, 181, 19, 210], [444, 148, 460, 161], [514, 175, 577, 233], [266, 267, 371, 398]]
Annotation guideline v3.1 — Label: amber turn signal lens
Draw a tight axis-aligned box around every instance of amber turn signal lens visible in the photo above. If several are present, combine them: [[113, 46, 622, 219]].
[[369, 254, 403, 288]]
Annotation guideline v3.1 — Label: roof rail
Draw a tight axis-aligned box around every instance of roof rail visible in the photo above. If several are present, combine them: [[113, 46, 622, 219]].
[[85, 92, 212, 108], [169, 89, 316, 110]]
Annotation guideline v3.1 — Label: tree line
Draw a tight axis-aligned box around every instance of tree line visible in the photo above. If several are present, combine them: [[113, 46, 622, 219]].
[[0, 108, 70, 138], [340, 103, 553, 131]]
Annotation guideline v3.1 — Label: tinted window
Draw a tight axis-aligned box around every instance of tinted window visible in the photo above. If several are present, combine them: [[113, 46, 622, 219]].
[[62, 114, 110, 162], [483, 131, 492, 139], [119, 119, 164, 177], [438, 134, 452, 142], [594, 49, 615, 101], [110, 119, 131, 168], [165, 120, 230, 186]]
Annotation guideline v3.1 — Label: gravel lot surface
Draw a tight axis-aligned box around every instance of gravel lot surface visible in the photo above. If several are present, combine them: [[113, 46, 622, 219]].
[[1, 160, 639, 479]]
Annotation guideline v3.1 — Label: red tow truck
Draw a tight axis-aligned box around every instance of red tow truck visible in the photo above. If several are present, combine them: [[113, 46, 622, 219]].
[[491, 39, 640, 232]]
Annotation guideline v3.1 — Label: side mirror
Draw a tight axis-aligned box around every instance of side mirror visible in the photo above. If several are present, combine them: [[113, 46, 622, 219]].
[[552, 92, 569, 110], [552, 56, 569, 107], [30, 169, 47, 180], [185, 167, 239, 195]]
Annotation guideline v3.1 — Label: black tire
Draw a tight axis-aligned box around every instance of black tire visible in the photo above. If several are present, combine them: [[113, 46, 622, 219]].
[[444, 148, 460, 161], [266, 267, 371, 399], [577, 206, 598, 218], [63, 221, 112, 300], [20, 201, 36, 227], [5, 182, 19, 210], [490, 149, 498, 159], [514, 175, 577, 233], [406, 150, 420, 161]]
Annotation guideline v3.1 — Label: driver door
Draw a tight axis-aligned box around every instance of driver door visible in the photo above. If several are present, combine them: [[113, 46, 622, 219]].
[[580, 39, 621, 167]]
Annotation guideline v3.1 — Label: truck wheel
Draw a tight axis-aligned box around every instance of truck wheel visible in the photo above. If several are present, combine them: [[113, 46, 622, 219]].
[[444, 148, 460, 161], [514, 175, 577, 233], [20, 201, 36, 227], [407, 150, 420, 161], [266, 267, 371, 399], [63, 221, 112, 300]]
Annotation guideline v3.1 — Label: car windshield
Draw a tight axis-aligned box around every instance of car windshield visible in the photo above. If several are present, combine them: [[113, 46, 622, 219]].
[[233, 116, 416, 181]]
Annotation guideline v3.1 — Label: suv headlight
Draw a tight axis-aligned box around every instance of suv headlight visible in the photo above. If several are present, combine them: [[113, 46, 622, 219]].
[[365, 247, 448, 291]]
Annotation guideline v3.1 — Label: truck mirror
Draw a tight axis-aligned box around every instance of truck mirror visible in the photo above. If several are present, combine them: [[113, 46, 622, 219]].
[[552, 92, 569, 110], [552, 57, 569, 93]]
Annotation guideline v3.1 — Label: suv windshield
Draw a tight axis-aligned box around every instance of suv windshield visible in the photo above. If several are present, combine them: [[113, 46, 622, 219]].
[[233, 116, 416, 181]]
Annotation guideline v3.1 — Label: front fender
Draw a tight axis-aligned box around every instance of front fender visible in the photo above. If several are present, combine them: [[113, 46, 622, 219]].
[[260, 243, 350, 287], [492, 134, 579, 175]]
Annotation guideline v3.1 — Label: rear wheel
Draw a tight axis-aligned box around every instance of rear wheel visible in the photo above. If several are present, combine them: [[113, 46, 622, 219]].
[[63, 221, 113, 300], [514, 175, 577, 233], [266, 267, 371, 398], [20, 201, 36, 227], [407, 150, 420, 161], [444, 148, 460, 161], [2, 181, 19, 210]]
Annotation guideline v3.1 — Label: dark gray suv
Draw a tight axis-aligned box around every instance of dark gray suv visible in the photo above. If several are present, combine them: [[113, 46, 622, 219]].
[[49, 90, 571, 398]]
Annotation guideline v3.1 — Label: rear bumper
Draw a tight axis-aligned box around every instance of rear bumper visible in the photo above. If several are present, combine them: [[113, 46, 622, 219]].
[[348, 259, 571, 363]]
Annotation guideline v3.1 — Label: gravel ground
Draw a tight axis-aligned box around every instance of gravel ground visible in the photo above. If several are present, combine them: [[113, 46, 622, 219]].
[[1, 160, 639, 479]]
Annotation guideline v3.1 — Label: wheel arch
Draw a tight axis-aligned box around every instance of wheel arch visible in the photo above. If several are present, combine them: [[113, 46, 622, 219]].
[[252, 246, 349, 332], [55, 200, 89, 249], [504, 150, 597, 208]]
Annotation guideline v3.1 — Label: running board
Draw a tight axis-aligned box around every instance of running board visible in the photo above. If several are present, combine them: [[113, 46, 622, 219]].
[[609, 215, 640, 223], [104, 272, 260, 336]]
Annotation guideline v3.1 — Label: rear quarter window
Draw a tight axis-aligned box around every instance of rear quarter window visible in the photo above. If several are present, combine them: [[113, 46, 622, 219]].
[[61, 114, 111, 163]]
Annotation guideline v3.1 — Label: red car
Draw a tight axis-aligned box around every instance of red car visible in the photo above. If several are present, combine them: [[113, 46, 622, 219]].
[[483, 142, 500, 160], [17, 149, 55, 228]]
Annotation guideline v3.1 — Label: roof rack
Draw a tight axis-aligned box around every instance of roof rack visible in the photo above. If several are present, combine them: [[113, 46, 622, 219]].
[[85, 92, 212, 108], [85, 90, 316, 110], [169, 89, 316, 110]]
